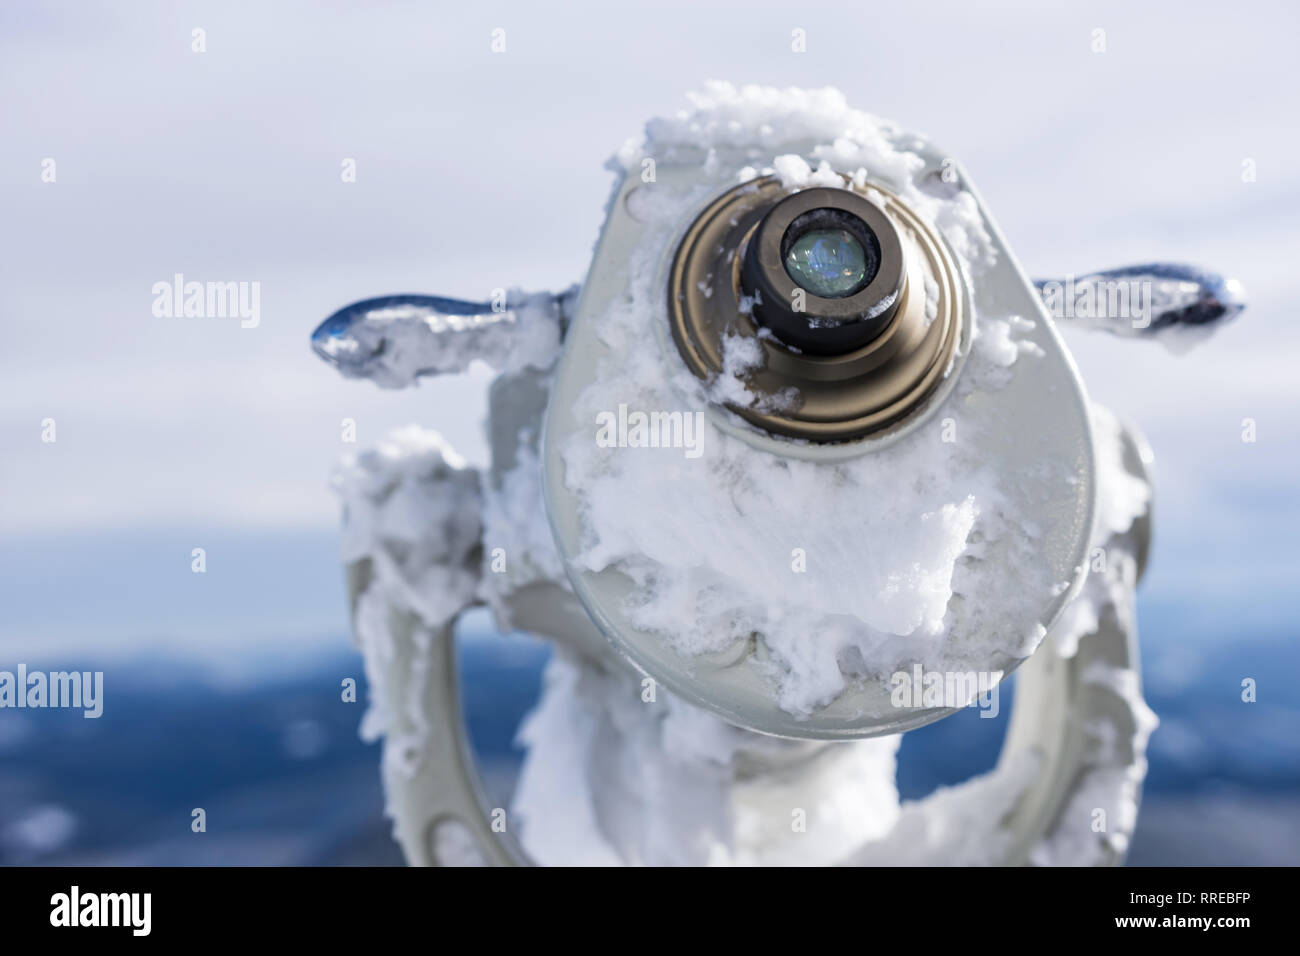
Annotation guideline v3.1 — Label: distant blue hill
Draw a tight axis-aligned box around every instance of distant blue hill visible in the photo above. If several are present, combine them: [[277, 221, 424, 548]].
[[1, 613, 1295, 865]]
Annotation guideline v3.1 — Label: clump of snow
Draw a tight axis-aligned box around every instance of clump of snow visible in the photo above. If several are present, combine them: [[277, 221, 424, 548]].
[[477, 435, 571, 627], [335, 426, 481, 636], [634, 83, 994, 269], [517, 395, 1155, 866], [923, 274, 940, 323], [333, 426, 482, 748], [1029, 664, 1158, 866], [1090, 405, 1151, 540], [966, 315, 1045, 390], [846, 402, 1155, 866], [845, 751, 1043, 865], [1032, 409, 1156, 864], [319, 289, 567, 390], [772, 154, 845, 189], [1050, 406, 1150, 659], [512, 647, 901, 866]]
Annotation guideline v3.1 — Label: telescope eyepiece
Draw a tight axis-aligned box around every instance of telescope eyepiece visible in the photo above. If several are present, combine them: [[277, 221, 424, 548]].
[[740, 187, 905, 356]]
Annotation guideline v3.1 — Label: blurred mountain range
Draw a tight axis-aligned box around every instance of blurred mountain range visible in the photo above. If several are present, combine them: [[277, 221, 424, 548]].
[[2, 611, 1295, 866]]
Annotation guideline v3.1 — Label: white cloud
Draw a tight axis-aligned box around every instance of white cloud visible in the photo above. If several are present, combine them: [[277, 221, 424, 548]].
[[1, 0, 1295, 569]]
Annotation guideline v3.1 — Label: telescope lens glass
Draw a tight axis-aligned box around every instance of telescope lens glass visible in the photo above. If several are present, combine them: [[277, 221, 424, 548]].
[[784, 228, 869, 298]]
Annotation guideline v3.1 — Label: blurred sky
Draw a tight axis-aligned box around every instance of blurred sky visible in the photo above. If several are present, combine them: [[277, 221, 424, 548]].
[[1, 0, 1298, 659]]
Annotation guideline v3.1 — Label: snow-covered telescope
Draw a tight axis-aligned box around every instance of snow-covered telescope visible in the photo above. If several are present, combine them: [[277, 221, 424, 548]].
[[312, 84, 1244, 866]]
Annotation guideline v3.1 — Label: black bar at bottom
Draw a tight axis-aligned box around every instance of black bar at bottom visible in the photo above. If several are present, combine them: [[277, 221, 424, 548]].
[[0, 865, 1280, 941]]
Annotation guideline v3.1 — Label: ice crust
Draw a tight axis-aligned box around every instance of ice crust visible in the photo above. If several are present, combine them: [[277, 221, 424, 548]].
[[565, 82, 1057, 715], [314, 290, 567, 389], [512, 646, 903, 866], [517, 395, 1156, 867], [332, 427, 483, 750]]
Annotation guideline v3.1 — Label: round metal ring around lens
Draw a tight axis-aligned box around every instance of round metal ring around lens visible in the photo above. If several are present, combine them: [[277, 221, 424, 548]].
[[668, 176, 966, 443]]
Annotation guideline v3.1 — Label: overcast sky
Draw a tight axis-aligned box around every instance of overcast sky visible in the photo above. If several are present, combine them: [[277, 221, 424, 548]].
[[1, 0, 1297, 652]]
